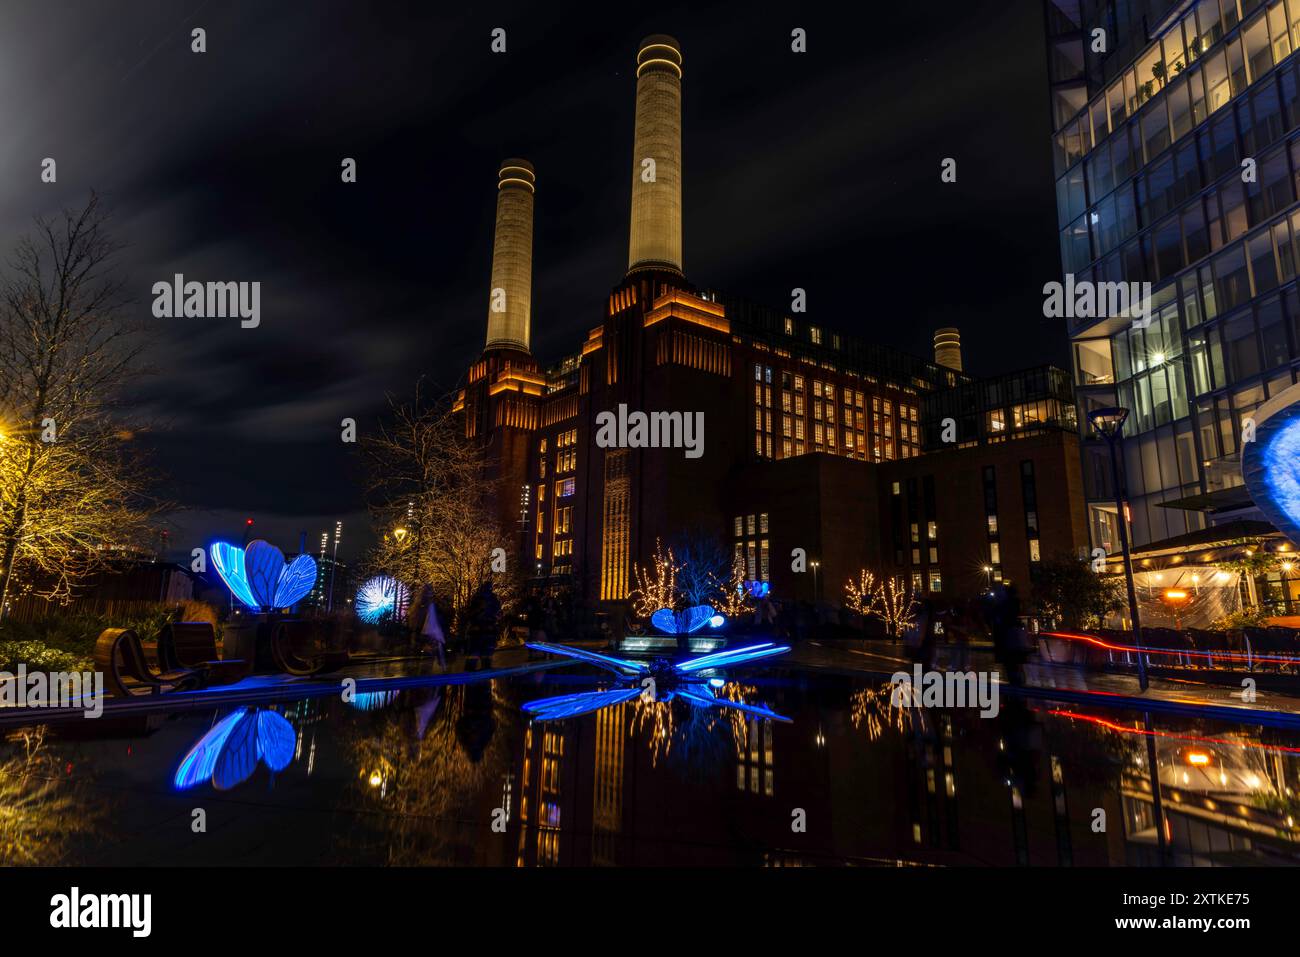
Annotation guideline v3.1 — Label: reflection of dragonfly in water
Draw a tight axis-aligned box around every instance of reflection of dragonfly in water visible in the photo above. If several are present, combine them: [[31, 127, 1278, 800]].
[[523, 641, 793, 722]]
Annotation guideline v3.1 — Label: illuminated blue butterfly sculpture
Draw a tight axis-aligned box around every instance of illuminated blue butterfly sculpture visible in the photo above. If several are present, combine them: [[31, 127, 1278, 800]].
[[525, 609, 792, 722], [1242, 384, 1300, 546], [173, 707, 296, 790], [210, 539, 317, 613]]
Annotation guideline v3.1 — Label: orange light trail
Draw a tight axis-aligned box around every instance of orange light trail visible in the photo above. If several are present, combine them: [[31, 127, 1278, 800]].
[[1046, 709, 1300, 755], [1042, 631, 1300, 665]]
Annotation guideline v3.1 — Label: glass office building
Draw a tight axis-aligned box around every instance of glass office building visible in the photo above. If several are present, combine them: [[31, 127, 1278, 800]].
[[1047, 0, 1300, 552]]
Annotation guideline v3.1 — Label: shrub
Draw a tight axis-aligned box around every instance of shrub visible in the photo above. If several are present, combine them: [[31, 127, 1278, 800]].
[[0, 601, 222, 671]]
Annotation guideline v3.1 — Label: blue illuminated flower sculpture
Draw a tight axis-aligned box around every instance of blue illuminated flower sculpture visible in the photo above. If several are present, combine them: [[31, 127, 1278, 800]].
[[1242, 383, 1300, 545], [356, 575, 409, 624], [650, 604, 721, 635], [523, 640, 792, 722], [173, 707, 296, 790], [210, 539, 316, 613]]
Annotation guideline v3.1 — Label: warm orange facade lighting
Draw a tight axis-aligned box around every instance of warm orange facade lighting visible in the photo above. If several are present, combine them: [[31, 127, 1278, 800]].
[[643, 292, 729, 333]]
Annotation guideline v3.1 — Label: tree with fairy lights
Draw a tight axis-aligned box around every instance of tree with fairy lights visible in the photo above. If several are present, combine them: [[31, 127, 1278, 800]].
[[713, 550, 751, 618], [0, 194, 160, 613], [878, 575, 918, 636], [844, 569, 883, 617], [630, 538, 679, 620]]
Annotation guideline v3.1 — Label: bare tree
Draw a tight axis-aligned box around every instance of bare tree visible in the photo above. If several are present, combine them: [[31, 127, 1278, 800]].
[[362, 385, 517, 635], [670, 529, 731, 607], [0, 193, 157, 612]]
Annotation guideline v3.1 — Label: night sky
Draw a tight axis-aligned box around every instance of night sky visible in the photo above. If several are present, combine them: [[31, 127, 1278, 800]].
[[0, 1, 1065, 562]]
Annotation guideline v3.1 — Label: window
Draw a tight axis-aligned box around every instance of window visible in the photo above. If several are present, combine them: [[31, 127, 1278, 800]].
[[810, 326, 822, 345], [990, 542, 1001, 564], [927, 521, 938, 540], [556, 478, 575, 497], [929, 571, 942, 593], [1030, 539, 1042, 562]]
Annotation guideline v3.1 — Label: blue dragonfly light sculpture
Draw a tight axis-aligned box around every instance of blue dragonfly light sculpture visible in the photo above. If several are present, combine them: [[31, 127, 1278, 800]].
[[524, 607, 792, 722]]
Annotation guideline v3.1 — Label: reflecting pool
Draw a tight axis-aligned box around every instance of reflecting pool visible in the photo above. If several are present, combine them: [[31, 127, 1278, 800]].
[[3, 666, 1299, 866]]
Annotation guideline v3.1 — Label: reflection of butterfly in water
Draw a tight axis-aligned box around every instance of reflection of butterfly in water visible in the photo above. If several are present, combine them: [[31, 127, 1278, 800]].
[[174, 707, 296, 790], [523, 641, 793, 723]]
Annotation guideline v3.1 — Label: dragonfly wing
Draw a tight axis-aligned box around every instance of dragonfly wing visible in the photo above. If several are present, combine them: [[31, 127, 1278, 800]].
[[676, 643, 790, 673], [523, 687, 643, 721], [677, 688, 793, 723], [527, 642, 645, 675]]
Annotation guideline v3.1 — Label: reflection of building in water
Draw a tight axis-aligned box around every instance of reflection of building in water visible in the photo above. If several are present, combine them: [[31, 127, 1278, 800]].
[[515, 724, 567, 866], [1120, 730, 1300, 865], [736, 718, 774, 796], [504, 678, 1300, 866], [592, 703, 627, 866]]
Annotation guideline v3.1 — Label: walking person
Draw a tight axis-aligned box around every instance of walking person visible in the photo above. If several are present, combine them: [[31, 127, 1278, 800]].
[[465, 579, 502, 671], [410, 584, 448, 668]]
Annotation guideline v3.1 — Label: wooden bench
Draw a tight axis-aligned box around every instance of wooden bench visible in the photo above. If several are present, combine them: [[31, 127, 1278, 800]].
[[159, 621, 249, 685], [270, 619, 351, 676], [94, 628, 200, 698]]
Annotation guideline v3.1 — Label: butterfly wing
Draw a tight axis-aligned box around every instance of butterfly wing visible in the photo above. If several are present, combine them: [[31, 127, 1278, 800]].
[[255, 709, 296, 772], [213, 708, 261, 790], [243, 540, 285, 610], [682, 605, 716, 634], [174, 709, 249, 790], [650, 608, 678, 635], [209, 542, 259, 611], [273, 553, 317, 608]]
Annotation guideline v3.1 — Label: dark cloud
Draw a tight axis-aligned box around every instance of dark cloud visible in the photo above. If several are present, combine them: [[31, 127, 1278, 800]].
[[0, 0, 1065, 560]]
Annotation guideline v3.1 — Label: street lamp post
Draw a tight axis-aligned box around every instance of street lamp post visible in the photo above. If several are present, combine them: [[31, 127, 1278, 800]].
[[810, 560, 820, 603], [982, 564, 993, 589], [328, 520, 342, 612], [1089, 407, 1149, 692]]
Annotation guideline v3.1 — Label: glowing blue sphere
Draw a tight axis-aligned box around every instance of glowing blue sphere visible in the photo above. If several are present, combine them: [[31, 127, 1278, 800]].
[[356, 575, 409, 624]]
